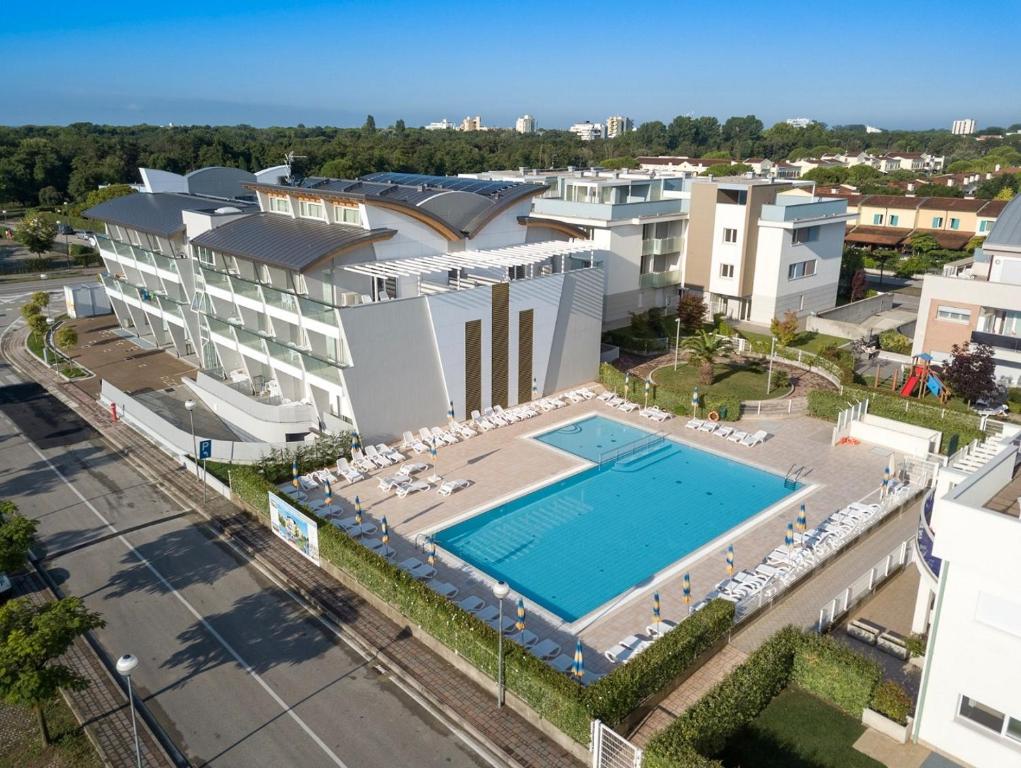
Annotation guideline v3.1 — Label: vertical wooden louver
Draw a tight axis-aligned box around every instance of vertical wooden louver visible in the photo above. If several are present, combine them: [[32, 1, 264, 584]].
[[465, 319, 482, 418], [518, 309, 534, 403], [491, 283, 509, 408]]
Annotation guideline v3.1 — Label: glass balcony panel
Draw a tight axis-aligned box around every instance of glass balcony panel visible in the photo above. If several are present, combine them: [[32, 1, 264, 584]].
[[231, 277, 264, 301], [302, 353, 342, 384], [264, 338, 304, 368], [262, 286, 298, 313], [235, 327, 267, 352], [205, 316, 236, 339], [297, 294, 335, 320], [200, 265, 230, 289]]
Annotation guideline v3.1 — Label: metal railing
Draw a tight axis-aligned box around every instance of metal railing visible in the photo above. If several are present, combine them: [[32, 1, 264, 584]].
[[598, 432, 666, 465], [817, 537, 913, 632]]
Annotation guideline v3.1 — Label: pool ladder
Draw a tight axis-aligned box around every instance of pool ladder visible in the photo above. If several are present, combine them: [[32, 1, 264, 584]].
[[784, 464, 806, 489]]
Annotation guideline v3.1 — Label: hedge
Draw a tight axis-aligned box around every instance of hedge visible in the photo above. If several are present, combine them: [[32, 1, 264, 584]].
[[871, 680, 912, 725], [206, 462, 736, 745], [807, 388, 985, 454], [791, 633, 882, 716], [599, 363, 743, 422], [586, 600, 734, 726]]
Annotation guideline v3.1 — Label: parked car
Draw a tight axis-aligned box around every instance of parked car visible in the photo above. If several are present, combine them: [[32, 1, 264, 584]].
[[973, 399, 1009, 416], [55, 223, 75, 236]]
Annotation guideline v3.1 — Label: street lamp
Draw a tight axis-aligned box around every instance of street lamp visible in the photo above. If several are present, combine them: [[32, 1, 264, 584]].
[[184, 399, 206, 506], [493, 581, 510, 707], [673, 317, 682, 370], [116, 654, 143, 768], [42, 317, 54, 367]]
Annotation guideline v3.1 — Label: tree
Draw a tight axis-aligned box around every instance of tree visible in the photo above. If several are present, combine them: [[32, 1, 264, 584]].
[[20, 303, 41, 322], [362, 115, 377, 135], [13, 214, 56, 257], [770, 310, 800, 346], [700, 163, 753, 177], [676, 292, 707, 335], [0, 597, 105, 746], [30, 292, 49, 310], [942, 343, 996, 403], [909, 232, 940, 256], [78, 184, 135, 211], [27, 314, 48, 337], [393, 119, 406, 135], [37, 186, 62, 207], [850, 268, 868, 301], [965, 235, 986, 253], [681, 330, 733, 385], [0, 503, 37, 573], [54, 326, 77, 350]]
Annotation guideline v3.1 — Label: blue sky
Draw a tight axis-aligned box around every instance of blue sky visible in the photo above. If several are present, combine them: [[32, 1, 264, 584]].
[[2, 0, 1019, 130]]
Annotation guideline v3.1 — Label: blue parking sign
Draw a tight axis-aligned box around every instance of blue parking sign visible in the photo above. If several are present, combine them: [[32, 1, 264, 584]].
[[198, 440, 212, 459]]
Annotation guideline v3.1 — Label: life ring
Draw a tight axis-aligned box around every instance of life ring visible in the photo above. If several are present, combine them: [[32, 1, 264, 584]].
[[707, 410, 720, 422]]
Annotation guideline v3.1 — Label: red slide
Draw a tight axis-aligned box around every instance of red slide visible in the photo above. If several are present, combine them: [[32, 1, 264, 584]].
[[900, 375, 920, 397]]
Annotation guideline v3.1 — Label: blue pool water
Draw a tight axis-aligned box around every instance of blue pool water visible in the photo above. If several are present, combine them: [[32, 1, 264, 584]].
[[434, 415, 795, 622]]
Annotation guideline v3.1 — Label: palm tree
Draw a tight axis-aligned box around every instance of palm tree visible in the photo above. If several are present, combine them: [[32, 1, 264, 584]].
[[681, 330, 733, 385]]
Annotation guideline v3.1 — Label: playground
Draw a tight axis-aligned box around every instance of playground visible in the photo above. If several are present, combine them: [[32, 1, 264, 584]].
[[897, 353, 950, 403]]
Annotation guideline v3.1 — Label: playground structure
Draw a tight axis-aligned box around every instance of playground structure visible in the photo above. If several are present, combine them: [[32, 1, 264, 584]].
[[899, 353, 950, 403]]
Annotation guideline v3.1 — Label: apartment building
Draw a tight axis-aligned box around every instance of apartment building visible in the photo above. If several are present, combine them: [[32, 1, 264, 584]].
[[952, 118, 977, 135], [842, 196, 1006, 251], [684, 177, 853, 324], [911, 196, 1021, 385], [605, 115, 633, 138], [425, 119, 454, 131], [515, 115, 537, 134], [460, 115, 482, 131], [636, 156, 720, 174], [86, 169, 602, 443], [911, 432, 1021, 767], [569, 122, 604, 141]]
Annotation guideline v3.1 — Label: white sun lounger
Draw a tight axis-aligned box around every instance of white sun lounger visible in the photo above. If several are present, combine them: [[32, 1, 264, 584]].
[[563, 390, 583, 403], [282, 487, 308, 502], [399, 462, 427, 476], [714, 426, 734, 438], [314, 470, 338, 485], [604, 396, 624, 408], [378, 474, 408, 492], [335, 517, 377, 536], [419, 427, 439, 446], [350, 449, 376, 473], [740, 430, 769, 447], [457, 596, 485, 614], [576, 387, 596, 399], [512, 630, 540, 648], [438, 479, 470, 496], [364, 539, 395, 558], [477, 606, 517, 633], [494, 405, 519, 422], [452, 422, 477, 439], [618, 401, 639, 413], [640, 406, 671, 422], [697, 420, 717, 432], [398, 557, 436, 580], [529, 638, 561, 660], [298, 474, 319, 490], [395, 480, 431, 498], [685, 418, 705, 430], [603, 634, 644, 662], [431, 426, 458, 444], [471, 410, 496, 431], [597, 391, 616, 402], [377, 444, 405, 462], [336, 458, 364, 484], [364, 445, 392, 467], [431, 581, 458, 598], [647, 620, 678, 638], [402, 431, 429, 454], [483, 407, 508, 426], [727, 430, 748, 443]]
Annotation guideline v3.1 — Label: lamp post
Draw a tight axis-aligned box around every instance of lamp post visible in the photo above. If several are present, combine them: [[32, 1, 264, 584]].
[[493, 580, 510, 706], [42, 317, 54, 367], [673, 317, 681, 370], [766, 336, 776, 395], [184, 399, 200, 496], [116, 654, 143, 768]]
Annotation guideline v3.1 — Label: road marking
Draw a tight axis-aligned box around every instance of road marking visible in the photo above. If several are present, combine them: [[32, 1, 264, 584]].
[[25, 442, 351, 768]]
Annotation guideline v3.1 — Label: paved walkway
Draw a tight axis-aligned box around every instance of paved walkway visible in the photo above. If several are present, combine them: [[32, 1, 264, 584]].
[[14, 570, 176, 768], [3, 324, 583, 768]]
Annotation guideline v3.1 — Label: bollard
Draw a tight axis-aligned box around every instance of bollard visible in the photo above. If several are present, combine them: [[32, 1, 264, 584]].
[[110, 402, 118, 422]]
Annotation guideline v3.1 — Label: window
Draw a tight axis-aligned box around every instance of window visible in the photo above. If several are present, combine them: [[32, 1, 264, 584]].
[[889, 214, 899, 226], [788, 260, 817, 280], [722, 228, 738, 243], [298, 200, 325, 220], [792, 226, 819, 245], [1008, 717, 1021, 743], [959, 696, 1006, 734], [950, 217, 960, 230], [932, 216, 944, 228], [333, 205, 361, 225], [720, 264, 735, 278], [937, 305, 971, 323], [979, 220, 990, 232], [195, 246, 215, 266], [873, 213, 884, 225], [268, 196, 290, 214]]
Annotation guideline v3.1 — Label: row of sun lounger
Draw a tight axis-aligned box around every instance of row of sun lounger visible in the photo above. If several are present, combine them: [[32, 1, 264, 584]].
[[685, 419, 769, 447], [602, 619, 679, 664]]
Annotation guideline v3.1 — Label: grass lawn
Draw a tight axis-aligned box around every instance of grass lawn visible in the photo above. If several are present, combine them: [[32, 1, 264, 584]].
[[653, 357, 788, 401], [717, 687, 883, 768], [0, 697, 102, 768], [738, 329, 848, 355]]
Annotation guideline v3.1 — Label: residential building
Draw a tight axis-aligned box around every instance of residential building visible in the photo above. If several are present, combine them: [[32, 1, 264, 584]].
[[683, 177, 853, 324], [911, 428, 1021, 768], [605, 115, 633, 139], [743, 158, 801, 180], [569, 122, 604, 141], [844, 196, 1006, 251], [460, 115, 482, 131], [865, 125, 883, 134], [424, 119, 454, 131], [637, 156, 720, 175], [952, 118, 977, 135], [515, 114, 537, 134], [86, 169, 602, 443], [884, 152, 946, 174], [910, 195, 1021, 385], [785, 117, 814, 128]]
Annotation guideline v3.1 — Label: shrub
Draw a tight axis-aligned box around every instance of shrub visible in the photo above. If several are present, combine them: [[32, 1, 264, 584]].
[[771, 369, 790, 392], [871, 681, 912, 725], [703, 393, 741, 422], [791, 633, 881, 716], [905, 633, 927, 657], [879, 330, 912, 355], [585, 600, 734, 727]]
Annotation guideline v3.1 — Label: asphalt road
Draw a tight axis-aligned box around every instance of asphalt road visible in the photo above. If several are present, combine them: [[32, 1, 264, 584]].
[[0, 311, 489, 767]]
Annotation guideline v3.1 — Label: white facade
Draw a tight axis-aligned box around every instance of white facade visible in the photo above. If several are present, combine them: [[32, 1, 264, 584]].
[[605, 115, 633, 139], [460, 115, 482, 131], [785, 117, 814, 128], [569, 122, 604, 141], [952, 119, 977, 136], [515, 115, 537, 134], [425, 119, 454, 130]]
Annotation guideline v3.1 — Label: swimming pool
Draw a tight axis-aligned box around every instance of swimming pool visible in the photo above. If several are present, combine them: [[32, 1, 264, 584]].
[[434, 415, 797, 623]]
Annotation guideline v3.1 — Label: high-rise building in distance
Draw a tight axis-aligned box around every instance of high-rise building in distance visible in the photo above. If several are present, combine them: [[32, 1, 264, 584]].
[[515, 115, 537, 134], [952, 118, 976, 135], [605, 115, 633, 138]]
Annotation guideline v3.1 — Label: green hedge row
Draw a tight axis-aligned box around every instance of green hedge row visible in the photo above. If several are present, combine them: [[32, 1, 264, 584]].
[[644, 628, 886, 767], [208, 461, 735, 744], [791, 633, 882, 716], [598, 363, 743, 422], [807, 388, 985, 454]]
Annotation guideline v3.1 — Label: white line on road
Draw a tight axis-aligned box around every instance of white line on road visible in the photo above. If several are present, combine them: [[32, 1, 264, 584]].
[[25, 442, 351, 768]]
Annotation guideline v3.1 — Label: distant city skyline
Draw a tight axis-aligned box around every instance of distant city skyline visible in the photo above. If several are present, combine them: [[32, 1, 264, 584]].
[[2, 0, 1019, 130]]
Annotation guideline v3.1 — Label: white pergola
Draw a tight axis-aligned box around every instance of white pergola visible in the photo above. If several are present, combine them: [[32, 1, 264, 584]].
[[342, 241, 598, 282]]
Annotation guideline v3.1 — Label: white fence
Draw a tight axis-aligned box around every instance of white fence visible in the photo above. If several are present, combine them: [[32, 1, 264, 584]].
[[591, 720, 643, 768], [816, 538, 913, 632]]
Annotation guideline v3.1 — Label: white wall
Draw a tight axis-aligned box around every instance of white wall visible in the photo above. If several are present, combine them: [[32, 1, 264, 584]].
[[707, 204, 746, 298]]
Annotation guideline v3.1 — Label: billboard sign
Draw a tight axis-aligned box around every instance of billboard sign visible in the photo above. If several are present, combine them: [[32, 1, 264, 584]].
[[268, 492, 320, 566]]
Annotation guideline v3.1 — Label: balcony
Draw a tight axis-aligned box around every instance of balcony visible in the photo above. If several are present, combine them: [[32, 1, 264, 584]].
[[533, 197, 687, 222], [760, 198, 848, 222], [914, 492, 941, 583], [971, 330, 1021, 353], [641, 237, 683, 256], [639, 269, 683, 289]]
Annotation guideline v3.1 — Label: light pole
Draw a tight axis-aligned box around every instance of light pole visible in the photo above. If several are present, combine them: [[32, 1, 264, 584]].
[[116, 654, 143, 768], [184, 399, 199, 489], [673, 317, 682, 370], [493, 581, 510, 706], [42, 317, 54, 367], [766, 336, 776, 395]]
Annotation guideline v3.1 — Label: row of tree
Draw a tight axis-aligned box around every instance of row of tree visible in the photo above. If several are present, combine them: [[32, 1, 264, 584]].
[[3, 118, 1020, 207]]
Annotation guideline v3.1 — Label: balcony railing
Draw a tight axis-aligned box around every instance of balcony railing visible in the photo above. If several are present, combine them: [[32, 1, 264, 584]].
[[533, 197, 687, 221], [971, 330, 1021, 352], [639, 269, 683, 289], [641, 236, 683, 256], [915, 492, 942, 581]]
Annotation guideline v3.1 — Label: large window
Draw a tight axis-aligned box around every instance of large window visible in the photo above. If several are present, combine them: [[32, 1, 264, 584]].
[[720, 263, 735, 278], [195, 246, 216, 266], [889, 214, 899, 226], [873, 213, 884, 225], [937, 305, 971, 323], [298, 200, 325, 220], [958, 694, 1021, 745], [979, 220, 991, 232], [333, 204, 361, 225], [932, 215, 944, 228], [787, 259, 817, 280], [792, 226, 819, 245], [722, 228, 738, 243], [268, 196, 291, 214], [950, 217, 960, 230]]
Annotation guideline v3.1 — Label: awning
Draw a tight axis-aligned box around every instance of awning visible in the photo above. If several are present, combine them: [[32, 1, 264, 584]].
[[844, 226, 911, 247]]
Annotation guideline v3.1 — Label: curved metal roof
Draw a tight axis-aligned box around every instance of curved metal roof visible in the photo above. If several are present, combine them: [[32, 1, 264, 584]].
[[84, 193, 243, 237], [984, 195, 1021, 249]]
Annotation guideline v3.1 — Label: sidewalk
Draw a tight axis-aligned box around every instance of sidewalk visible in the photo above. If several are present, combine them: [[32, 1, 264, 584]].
[[2, 324, 584, 768], [14, 570, 176, 768]]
